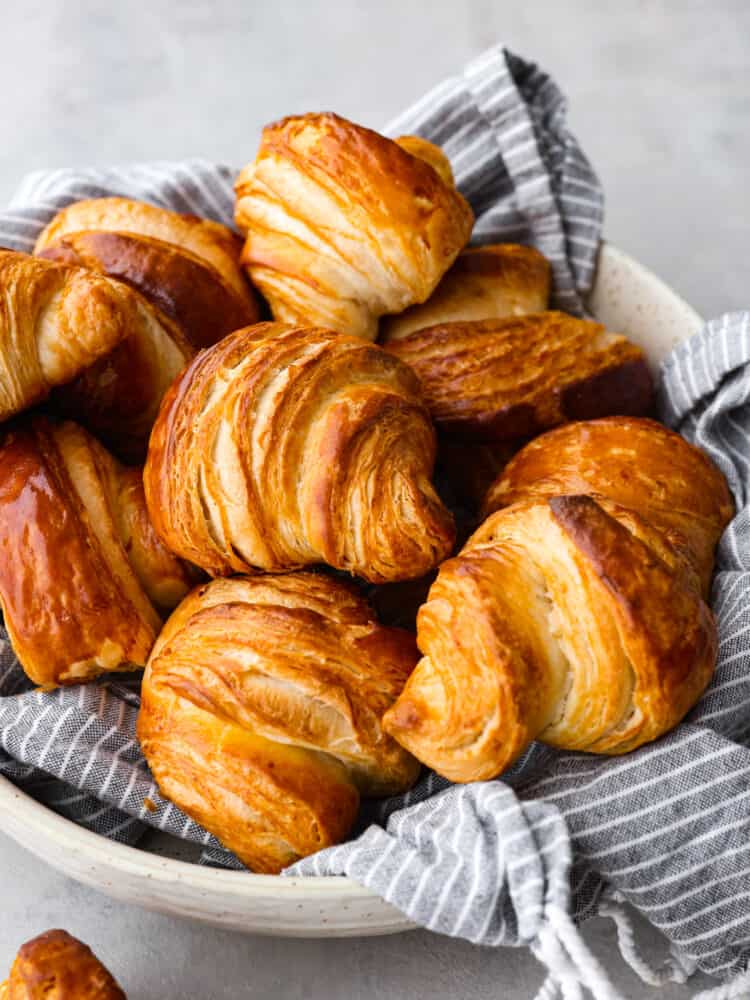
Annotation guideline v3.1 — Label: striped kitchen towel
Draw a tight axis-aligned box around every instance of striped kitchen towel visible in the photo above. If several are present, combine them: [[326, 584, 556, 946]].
[[0, 43, 746, 1000]]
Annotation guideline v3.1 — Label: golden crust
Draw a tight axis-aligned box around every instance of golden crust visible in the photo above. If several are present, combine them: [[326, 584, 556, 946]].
[[384, 494, 717, 782], [234, 113, 473, 340], [138, 573, 420, 872], [143, 322, 455, 583], [2, 930, 125, 999], [35, 196, 254, 309], [384, 311, 654, 440], [38, 231, 258, 350], [0, 250, 136, 421], [0, 416, 192, 687], [33, 198, 260, 462], [380, 244, 551, 343], [483, 416, 734, 593], [384, 416, 733, 780]]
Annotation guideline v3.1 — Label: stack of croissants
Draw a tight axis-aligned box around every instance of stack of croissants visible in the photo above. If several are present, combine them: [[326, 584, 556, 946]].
[[0, 112, 733, 874]]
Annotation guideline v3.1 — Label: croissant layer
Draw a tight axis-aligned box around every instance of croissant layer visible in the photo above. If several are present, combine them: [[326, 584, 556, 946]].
[[384, 311, 654, 440], [484, 416, 734, 592], [384, 417, 732, 780], [384, 494, 717, 781], [144, 322, 455, 583], [380, 243, 551, 343], [138, 573, 420, 872], [34, 198, 259, 461], [0, 250, 137, 421], [235, 113, 473, 340]]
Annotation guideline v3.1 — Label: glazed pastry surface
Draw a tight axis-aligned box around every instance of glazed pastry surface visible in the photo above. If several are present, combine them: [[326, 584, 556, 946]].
[[0, 416, 193, 687], [0, 250, 138, 422], [34, 198, 259, 460], [138, 573, 420, 872], [235, 113, 473, 340], [1, 930, 125, 999], [384, 311, 654, 440], [144, 322, 455, 583]]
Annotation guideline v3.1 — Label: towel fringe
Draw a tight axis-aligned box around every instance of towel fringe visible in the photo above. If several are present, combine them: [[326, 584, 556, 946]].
[[531, 904, 627, 1000], [598, 888, 697, 987]]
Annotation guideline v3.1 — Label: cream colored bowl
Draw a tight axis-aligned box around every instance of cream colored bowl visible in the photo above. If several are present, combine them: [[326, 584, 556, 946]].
[[0, 242, 703, 937]]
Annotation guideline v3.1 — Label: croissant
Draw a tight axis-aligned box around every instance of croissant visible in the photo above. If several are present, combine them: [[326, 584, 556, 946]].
[[138, 573, 420, 873], [234, 113, 474, 340], [0, 930, 125, 999], [34, 198, 259, 461], [384, 311, 654, 440], [483, 416, 734, 593], [144, 322, 455, 583], [383, 418, 733, 782], [0, 249, 138, 421], [35, 197, 259, 348], [379, 243, 551, 343], [0, 416, 194, 687]]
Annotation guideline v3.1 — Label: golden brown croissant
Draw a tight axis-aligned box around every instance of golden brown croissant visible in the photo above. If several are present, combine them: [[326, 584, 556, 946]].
[[483, 416, 734, 593], [144, 322, 455, 583], [384, 311, 654, 440], [33, 198, 260, 461], [234, 113, 473, 340], [35, 196, 259, 348], [0, 415, 193, 687], [0, 930, 125, 999], [0, 250, 139, 421], [138, 573, 420, 872], [383, 418, 733, 782], [379, 243, 551, 343]]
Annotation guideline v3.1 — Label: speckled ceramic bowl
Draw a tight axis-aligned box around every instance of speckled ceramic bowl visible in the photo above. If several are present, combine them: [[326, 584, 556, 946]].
[[0, 242, 703, 937]]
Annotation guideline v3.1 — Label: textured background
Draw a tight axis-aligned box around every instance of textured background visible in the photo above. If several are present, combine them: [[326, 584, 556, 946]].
[[0, 1, 746, 996]]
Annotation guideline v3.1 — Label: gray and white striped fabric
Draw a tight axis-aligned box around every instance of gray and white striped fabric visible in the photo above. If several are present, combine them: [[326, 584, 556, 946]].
[[0, 43, 747, 998]]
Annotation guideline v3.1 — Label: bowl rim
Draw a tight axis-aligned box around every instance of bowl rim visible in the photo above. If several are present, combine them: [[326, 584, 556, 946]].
[[0, 239, 706, 908]]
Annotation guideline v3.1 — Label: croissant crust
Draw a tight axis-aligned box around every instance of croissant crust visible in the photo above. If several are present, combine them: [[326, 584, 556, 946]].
[[138, 573, 420, 872], [0, 416, 192, 687], [384, 311, 654, 440], [379, 243, 551, 342], [144, 322, 455, 583], [0, 250, 137, 422], [383, 417, 733, 781], [33, 198, 259, 460], [484, 416, 734, 592], [234, 113, 473, 340], [1, 930, 125, 999]]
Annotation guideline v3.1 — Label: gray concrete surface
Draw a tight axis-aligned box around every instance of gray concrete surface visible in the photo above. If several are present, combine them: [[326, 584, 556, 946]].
[[0, 1, 746, 996]]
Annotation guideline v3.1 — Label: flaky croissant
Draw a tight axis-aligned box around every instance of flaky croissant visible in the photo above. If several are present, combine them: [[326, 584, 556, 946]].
[[138, 573, 420, 873], [234, 113, 473, 340], [483, 416, 734, 594], [384, 311, 654, 440], [0, 250, 138, 422], [0, 416, 193, 687], [0, 930, 125, 1000], [144, 322, 455, 583], [34, 198, 259, 461], [379, 243, 551, 343], [383, 418, 733, 782]]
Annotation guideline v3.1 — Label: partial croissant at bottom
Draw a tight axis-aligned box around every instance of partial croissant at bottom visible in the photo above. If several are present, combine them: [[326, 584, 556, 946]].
[[383, 494, 719, 783], [138, 573, 420, 873], [0, 929, 125, 999]]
